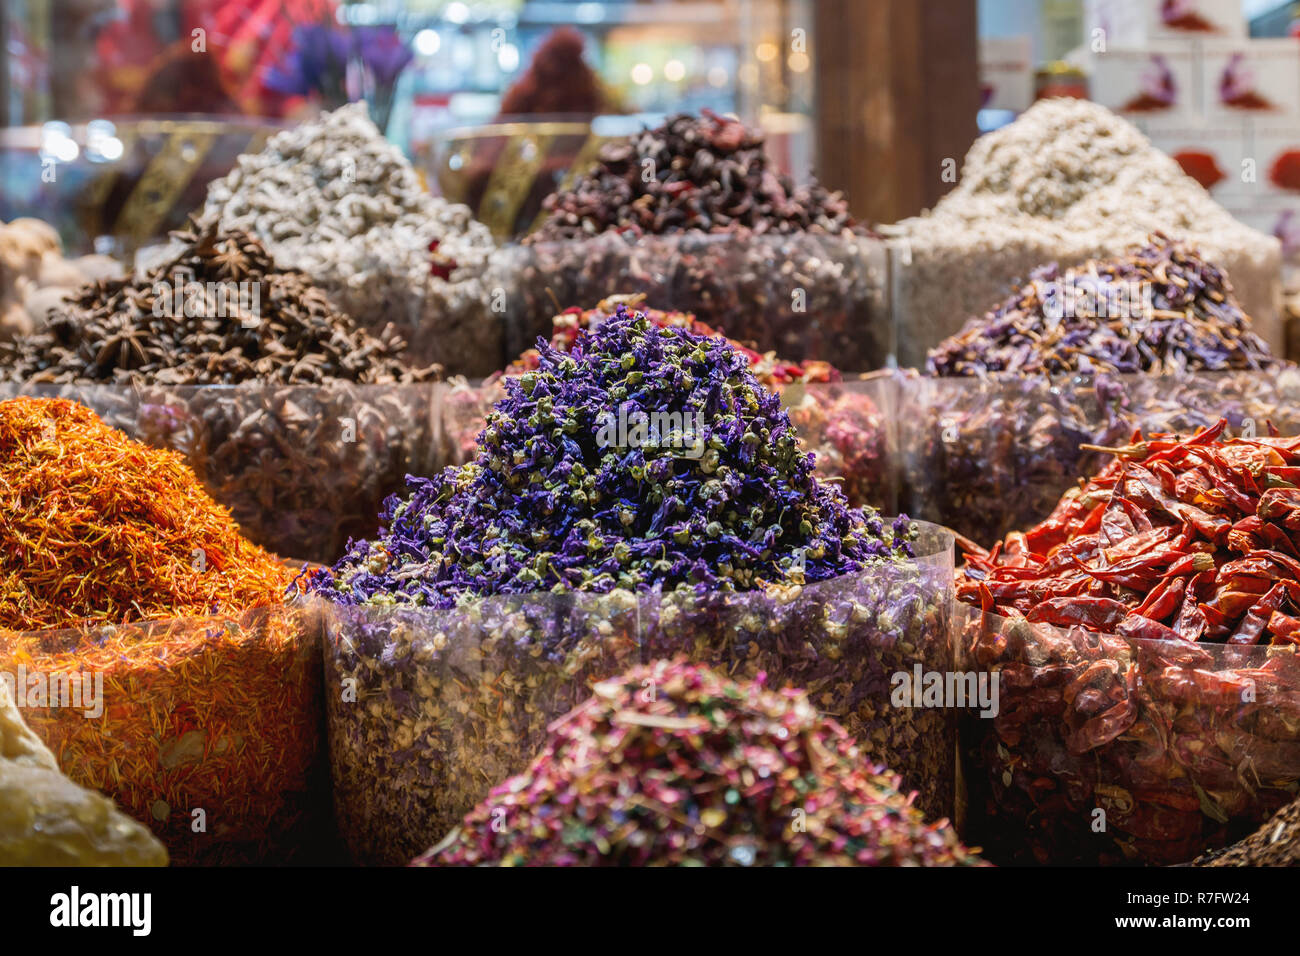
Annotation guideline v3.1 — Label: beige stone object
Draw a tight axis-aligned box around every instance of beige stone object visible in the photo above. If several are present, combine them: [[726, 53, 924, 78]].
[[0, 683, 167, 866]]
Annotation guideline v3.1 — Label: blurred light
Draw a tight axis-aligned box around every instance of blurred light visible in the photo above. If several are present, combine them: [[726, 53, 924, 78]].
[[707, 66, 728, 87], [415, 29, 441, 56], [445, 2, 469, 24], [663, 59, 686, 82], [85, 119, 123, 162], [348, 3, 378, 24], [40, 122, 79, 163], [92, 136, 123, 162], [738, 63, 759, 86], [788, 51, 810, 73], [497, 42, 520, 71], [630, 62, 653, 85], [755, 41, 778, 63], [452, 36, 474, 69], [574, 2, 605, 23]]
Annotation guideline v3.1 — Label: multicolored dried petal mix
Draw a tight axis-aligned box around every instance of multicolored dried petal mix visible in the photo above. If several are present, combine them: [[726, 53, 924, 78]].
[[415, 658, 983, 867]]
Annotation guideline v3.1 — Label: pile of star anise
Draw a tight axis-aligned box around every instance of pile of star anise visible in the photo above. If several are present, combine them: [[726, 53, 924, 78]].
[[0, 220, 440, 386]]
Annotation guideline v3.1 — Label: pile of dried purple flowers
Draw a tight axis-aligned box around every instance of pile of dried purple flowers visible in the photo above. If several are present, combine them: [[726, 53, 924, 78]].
[[307, 305, 914, 607], [926, 234, 1277, 377], [414, 658, 984, 867]]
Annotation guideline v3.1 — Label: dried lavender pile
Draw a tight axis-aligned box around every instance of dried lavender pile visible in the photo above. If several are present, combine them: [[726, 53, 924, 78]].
[[507, 111, 888, 369], [927, 235, 1277, 376], [901, 236, 1297, 547], [200, 102, 499, 374], [0, 220, 439, 561], [416, 659, 983, 867], [886, 98, 1281, 366], [443, 294, 892, 510], [311, 306, 911, 606], [312, 307, 955, 863]]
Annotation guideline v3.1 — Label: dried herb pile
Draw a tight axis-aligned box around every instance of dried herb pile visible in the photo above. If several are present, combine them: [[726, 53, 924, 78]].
[[415, 659, 982, 867], [887, 97, 1281, 366], [957, 421, 1300, 863], [0, 398, 321, 864], [0, 219, 436, 387], [451, 294, 889, 510], [508, 112, 888, 370], [903, 235, 1292, 548], [927, 235, 1278, 377], [308, 305, 913, 609], [0, 221, 441, 562], [1196, 794, 1300, 866], [528, 110, 862, 241], [0, 397, 293, 630], [318, 308, 952, 864], [200, 102, 498, 374], [504, 294, 839, 386]]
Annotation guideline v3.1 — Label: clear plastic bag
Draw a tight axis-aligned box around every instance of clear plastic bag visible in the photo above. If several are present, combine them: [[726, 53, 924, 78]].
[[497, 231, 892, 372], [320, 522, 954, 865], [956, 602, 1300, 865], [0, 383, 441, 563], [898, 369, 1300, 548], [0, 603, 325, 866], [781, 375, 897, 513]]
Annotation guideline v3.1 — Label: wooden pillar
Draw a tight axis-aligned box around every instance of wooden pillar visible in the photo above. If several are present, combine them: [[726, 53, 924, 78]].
[[813, 0, 979, 224]]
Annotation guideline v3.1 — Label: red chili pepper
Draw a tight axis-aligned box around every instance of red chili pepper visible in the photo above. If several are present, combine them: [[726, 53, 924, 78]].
[[1229, 582, 1291, 645]]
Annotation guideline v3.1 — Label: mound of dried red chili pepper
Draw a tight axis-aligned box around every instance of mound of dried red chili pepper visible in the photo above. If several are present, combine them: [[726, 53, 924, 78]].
[[958, 419, 1300, 864], [961, 418, 1300, 645]]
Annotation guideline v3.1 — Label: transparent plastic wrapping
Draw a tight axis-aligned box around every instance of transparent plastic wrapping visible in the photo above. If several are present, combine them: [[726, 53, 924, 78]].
[[321, 522, 954, 865], [436, 378, 507, 469], [956, 602, 1300, 866], [781, 375, 897, 513], [0, 383, 441, 563], [0, 603, 325, 866], [436, 376, 897, 512], [898, 368, 1300, 548], [496, 231, 892, 372]]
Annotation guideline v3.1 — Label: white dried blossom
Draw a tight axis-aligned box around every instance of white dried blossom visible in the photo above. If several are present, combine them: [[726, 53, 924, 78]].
[[201, 103, 500, 374]]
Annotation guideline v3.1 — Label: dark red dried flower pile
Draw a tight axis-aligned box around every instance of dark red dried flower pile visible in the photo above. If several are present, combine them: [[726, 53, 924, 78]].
[[527, 111, 863, 240], [414, 658, 984, 866]]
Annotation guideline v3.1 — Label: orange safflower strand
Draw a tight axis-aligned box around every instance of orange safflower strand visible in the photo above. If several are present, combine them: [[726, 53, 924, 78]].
[[0, 397, 292, 631]]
